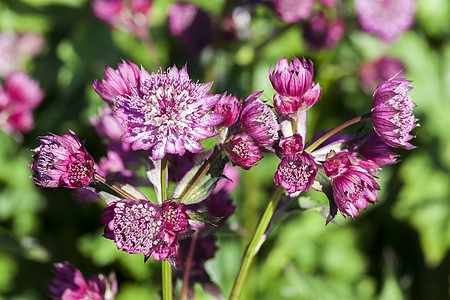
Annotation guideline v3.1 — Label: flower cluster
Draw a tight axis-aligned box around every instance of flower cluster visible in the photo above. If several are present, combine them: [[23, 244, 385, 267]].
[[29, 55, 417, 299], [30, 130, 95, 188]]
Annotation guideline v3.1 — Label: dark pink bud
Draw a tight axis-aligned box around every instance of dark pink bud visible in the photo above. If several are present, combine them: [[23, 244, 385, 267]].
[[279, 133, 304, 154], [160, 200, 190, 234], [274, 152, 318, 193], [30, 130, 95, 188], [302, 13, 345, 50], [213, 93, 242, 127], [323, 151, 352, 179], [240, 92, 279, 151], [227, 134, 263, 170], [269, 56, 321, 114]]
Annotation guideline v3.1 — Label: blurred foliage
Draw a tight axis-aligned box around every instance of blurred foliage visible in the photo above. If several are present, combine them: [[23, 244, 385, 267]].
[[0, 0, 449, 299]]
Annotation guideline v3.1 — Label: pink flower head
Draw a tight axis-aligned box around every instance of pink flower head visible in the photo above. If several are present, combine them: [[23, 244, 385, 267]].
[[48, 261, 117, 300], [240, 92, 279, 151], [168, 2, 213, 53], [272, 0, 314, 23], [227, 133, 263, 170], [354, 0, 417, 42], [0, 71, 44, 136], [269, 56, 322, 115], [279, 133, 303, 155], [323, 151, 352, 179], [332, 165, 380, 218], [160, 200, 189, 234], [30, 130, 95, 188], [102, 199, 177, 260], [358, 131, 399, 166], [359, 56, 406, 92], [302, 13, 346, 50], [92, 60, 140, 102], [274, 152, 318, 193], [213, 93, 242, 127], [371, 78, 418, 150], [109, 64, 223, 160]]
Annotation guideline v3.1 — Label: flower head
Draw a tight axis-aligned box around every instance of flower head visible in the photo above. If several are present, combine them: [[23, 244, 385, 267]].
[[279, 133, 304, 155], [272, 0, 314, 23], [102, 199, 169, 259], [354, 0, 417, 42], [323, 151, 352, 179], [213, 93, 242, 127], [48, 261, 117, 300], [30, 130, 95, 188], [274, 152, 318, 193], [160, 200, 189, 234], [371, 78, 418, 150], [227, 133, 263, 170], [240, 92, 279, 151], [269, 57, 322, 115], [92, 60, 140, 102], [102, 64, 223, 160], [331, 165, 380, 218]]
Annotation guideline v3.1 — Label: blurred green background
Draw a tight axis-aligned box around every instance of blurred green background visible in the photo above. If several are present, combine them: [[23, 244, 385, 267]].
[[0, 0, 449, 299]]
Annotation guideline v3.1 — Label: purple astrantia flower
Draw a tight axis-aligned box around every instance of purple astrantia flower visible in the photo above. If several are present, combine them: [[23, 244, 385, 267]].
[[279, 133, 304, 155], [48, 261, 117, 300], [30, 130, 95, 188], [354, 0, 417, 42], [102, 199, 169, 259], [371, 78, 418, 150], [330, 165, 380, 218], [269, 56, 322, 115], [274, 152, 318, 193], [160, 200, 189, 234], [227, 133, 263, 170], [240, 92, 279, 151], [92, 60, 140, 103], [323, 151, 352, 179], [108, 64, 223, 160], [357, 131, 399, 166], [359, 56, 406, 92], [213, 93, 242, 127], [91, 105, 127, 142], [168, 2, 213, 53], [272, 0, 314, 24]]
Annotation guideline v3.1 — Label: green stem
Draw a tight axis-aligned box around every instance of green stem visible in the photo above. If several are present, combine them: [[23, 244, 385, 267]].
[[160, 157, 172, 300], [304, 113, 371, 153], [162, 260, 173, 300], [94, 173, 138, 200], [229, 185, 284, 300]]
